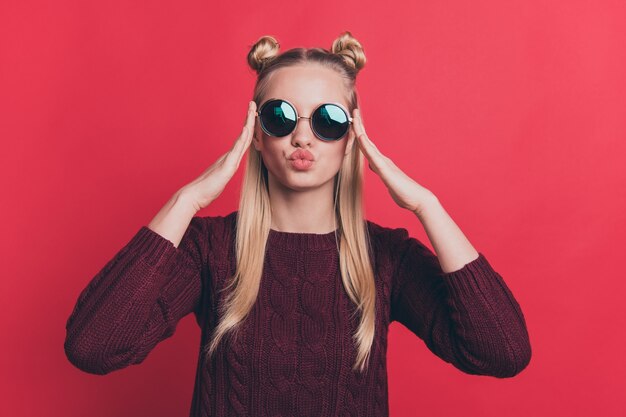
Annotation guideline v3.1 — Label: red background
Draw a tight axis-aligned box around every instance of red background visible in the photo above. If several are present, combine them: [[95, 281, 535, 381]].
[[2, 0, 624, 416]]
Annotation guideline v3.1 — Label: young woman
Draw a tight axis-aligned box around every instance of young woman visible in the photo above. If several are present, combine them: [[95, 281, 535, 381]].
[[65, 32, 531, 417]]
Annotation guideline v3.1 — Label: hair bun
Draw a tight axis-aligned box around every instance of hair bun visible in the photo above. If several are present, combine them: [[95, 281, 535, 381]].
[[247, 35, 280, 74], [331, 31, 366, 71]]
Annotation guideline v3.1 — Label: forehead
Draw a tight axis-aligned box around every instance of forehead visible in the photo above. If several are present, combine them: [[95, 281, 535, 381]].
[[262, 64, 349, 110]]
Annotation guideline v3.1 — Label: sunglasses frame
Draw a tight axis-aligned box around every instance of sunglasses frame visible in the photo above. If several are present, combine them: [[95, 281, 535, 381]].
[[255, 98, 353, 141]]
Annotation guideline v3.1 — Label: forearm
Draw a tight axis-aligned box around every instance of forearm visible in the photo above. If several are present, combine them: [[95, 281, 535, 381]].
[[414, 195, 480, 273], [147, 188, 198, 248]]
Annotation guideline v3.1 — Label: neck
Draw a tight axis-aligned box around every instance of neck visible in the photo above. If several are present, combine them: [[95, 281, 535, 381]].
[[268, 175, 337, 234]]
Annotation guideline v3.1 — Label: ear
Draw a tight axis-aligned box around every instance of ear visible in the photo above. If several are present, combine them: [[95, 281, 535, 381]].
[[252, 125, 262, 151]]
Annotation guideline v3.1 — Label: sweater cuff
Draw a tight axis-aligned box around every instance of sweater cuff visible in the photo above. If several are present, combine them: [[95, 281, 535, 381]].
[[125, 226, 178, 269], [439, 252, 498, 295]]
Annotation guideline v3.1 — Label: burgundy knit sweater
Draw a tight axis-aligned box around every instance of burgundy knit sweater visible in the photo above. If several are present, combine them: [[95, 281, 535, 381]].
[[64, 210, 531, 416]]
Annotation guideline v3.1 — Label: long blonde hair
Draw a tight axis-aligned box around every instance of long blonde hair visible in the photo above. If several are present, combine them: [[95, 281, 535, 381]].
[[202, 31, 376, 373]]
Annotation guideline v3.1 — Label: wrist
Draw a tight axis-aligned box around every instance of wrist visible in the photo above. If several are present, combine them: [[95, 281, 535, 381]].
[[177, 186, 204, 213], [413, 192, 439, 220], [147, 189, 199, 247]]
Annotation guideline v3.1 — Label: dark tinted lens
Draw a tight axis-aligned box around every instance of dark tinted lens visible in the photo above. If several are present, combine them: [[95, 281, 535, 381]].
[[259, 99, 297, 137], [312, 104, 350, 140]]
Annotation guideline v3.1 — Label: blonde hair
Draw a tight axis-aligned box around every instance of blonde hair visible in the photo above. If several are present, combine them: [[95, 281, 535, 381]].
[[202, 31, 375, 373]]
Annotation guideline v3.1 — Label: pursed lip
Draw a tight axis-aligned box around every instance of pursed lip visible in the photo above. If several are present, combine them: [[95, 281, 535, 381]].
[[288, 149, 315, 161]]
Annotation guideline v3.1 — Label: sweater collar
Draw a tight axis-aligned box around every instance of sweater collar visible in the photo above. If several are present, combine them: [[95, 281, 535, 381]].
[[267, 228, 340, 251]]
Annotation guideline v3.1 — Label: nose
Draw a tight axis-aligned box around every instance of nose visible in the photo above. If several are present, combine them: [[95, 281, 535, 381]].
[[291, 116, 314, 148]]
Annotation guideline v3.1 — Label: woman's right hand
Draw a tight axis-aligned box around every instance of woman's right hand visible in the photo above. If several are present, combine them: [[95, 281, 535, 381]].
[[183, 100, 257, 212]]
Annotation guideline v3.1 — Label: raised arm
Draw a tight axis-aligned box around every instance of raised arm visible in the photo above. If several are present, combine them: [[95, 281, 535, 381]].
[[389, 228, 532, 378], [64, 193, 205, 375], [65, 100, 258, 375]]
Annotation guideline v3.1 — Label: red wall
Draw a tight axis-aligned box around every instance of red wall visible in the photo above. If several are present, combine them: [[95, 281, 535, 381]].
[[2, 0, 625, 416]]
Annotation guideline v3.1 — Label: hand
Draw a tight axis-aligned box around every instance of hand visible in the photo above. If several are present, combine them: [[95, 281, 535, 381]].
[[182, 100, 257, 211], [351, 108, 436, 216]]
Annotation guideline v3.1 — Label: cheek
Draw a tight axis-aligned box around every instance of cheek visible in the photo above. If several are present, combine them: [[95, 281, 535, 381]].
[[319, 147, 348, 175], [333, 143, 349, 163], [258, 139, 285, 167]]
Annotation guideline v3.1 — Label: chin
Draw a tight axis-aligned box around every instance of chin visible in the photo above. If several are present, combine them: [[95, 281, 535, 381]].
[[280, 177, 322, 191]]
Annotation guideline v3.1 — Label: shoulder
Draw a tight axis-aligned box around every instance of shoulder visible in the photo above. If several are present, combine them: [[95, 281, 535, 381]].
[[365, 219, 412, 249], [191, 210, 238, 249], [194, 210, 237, 230], [205, 210, 236, 226], [363, 219, 417, 270], [184, 211, 238, 272], [365, 219, 434, 268]]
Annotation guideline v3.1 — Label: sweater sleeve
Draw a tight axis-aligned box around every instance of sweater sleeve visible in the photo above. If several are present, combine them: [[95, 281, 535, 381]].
[[64, 216, 206, 375], [389, 228, 532, 378]]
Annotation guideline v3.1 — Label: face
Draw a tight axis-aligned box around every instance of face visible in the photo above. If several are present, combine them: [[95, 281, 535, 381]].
[[252, 64, 355, 193]]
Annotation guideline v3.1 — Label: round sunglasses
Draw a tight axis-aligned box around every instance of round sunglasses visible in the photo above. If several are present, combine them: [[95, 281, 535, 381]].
[[255, 98, 353, 141]]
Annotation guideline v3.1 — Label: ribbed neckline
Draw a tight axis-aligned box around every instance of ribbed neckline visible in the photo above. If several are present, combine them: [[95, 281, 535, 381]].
[[267, 228, 340, 250]]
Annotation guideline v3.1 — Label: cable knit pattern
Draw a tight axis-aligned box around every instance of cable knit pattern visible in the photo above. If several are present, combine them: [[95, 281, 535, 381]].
[[65, 210, 532, 416]]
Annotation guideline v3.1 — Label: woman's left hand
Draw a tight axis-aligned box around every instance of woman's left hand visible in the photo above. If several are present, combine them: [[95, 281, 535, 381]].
[[351, 108, 436, 216]]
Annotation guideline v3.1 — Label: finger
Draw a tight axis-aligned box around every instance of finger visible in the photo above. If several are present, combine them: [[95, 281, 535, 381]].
[[352, 109, 386, 170], [353, 109, 384, 155], [215, 152, 228, 166], [228, 102, 256, 165], [245, 100, 257, 142], [202, 152, 228, 176], [230, 102, 255, 151], [241, 101, 257, 148], [230, 126, 250, 165], [242, 100, 257, 128]]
